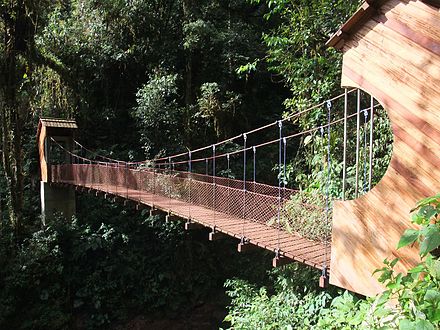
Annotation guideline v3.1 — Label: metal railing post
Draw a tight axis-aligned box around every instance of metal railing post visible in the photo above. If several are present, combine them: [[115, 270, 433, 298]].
[[369, 95, 375, 191], [355, 89, 361, 198], [342, 88, 348, 200]]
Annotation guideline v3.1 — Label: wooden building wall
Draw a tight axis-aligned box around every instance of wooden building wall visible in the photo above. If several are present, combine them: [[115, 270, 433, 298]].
[[38, 125, 48, 182], [330, 0, 440, 296]]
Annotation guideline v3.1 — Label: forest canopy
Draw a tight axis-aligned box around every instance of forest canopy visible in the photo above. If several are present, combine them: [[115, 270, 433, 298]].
[[0, 0, 359, 231], [5, 1, 422, 330]]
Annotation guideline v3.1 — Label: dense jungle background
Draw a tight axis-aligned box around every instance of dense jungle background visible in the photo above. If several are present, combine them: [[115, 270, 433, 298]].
[[1, 0, 439, 329]]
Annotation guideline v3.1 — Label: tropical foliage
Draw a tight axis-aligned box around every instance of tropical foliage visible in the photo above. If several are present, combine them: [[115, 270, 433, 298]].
[[0, 0, 426, 329], [225, 194, 440, 330]]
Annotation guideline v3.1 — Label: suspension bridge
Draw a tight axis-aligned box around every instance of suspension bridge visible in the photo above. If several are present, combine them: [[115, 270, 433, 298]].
[[38, 0, 440, 297], [41, 88, 383, 284]]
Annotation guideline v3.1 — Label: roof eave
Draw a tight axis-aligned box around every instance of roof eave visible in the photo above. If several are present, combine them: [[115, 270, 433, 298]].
[[39, 117, 78, 129], [326, 0, 385, 50]]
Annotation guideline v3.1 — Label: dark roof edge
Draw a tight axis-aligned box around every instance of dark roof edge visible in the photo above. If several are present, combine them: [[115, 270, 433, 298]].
[[37, 117, 77, 139], [40, 117, 77, 123], [326, 0, 387, 50]]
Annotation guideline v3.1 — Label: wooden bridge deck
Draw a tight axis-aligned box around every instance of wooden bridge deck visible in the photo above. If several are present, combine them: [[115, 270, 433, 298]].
[[59, 181, 330, 270]]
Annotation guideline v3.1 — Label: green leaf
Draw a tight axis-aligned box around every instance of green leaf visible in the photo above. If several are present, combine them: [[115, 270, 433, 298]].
[[399, 319, 435, 330], [418, 205, 437, 221], [420, 226, 440, 255], [413, 194, 440, 210], [414, 320, 435, 330], [304, 135, 313, 146], [426, 259, 440, 280], [407, 264, 425, 274], [398, 229, 419, 249], [412, 213, 425, 225], [399, 319, 415, 330], [424, 289, 440, 303], [390, 258, 400, 268]]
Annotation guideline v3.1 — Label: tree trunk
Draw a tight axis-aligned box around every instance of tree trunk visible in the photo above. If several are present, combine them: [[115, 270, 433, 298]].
[[0, 2, 29, 233]]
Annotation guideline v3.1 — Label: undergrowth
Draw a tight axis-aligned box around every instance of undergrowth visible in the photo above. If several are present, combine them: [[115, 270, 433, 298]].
[[280, 190, 331, 242], [224, 194, 440, 330]]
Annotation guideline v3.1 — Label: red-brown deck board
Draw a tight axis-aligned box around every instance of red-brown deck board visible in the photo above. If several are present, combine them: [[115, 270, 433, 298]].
[[58, 181, 330, 270]]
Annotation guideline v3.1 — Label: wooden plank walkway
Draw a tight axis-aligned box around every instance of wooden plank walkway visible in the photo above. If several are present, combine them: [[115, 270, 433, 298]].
[[59, 181, 330, 270]]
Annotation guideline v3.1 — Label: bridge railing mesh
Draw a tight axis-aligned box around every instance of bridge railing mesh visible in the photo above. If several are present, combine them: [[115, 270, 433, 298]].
[[51, 164, 323, 231]]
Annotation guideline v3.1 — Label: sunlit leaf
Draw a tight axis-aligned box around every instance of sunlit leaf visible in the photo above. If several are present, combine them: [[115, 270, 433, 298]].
[[397, 229, 419, 249]]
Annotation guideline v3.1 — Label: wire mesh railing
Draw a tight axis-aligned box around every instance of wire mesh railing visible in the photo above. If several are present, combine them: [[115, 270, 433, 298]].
[[47, 88, 393, 275]]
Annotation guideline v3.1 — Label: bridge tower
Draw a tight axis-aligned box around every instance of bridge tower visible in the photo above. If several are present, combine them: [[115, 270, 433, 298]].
[[327, 0, 440, 296], [37, 118, 78, 224]]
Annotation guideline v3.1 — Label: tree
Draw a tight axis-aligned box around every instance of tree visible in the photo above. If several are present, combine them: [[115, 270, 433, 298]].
[[0, 0, 68, 232], [1, 0, 36, 231]]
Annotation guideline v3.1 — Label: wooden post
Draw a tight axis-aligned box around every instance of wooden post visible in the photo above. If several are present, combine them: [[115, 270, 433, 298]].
[[149, 208, 161, 217], [319, 274, 329, 288], [165, 214, 179, 223], [135, 203, 148, 211], [237, 241, 258, 253], [209, 231, 226, 241], [272, 255, 293, 267], [38, 118, 78, 224], [184, 221, 204, 230]]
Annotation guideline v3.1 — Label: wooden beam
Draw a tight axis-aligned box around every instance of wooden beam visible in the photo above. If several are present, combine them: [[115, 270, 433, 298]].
[[319, 274, 329, 288], [95, 190, 105, 197], [237, 241, 258, 253], [149, 208, 161, 217], [184, 221, 204, 230], [135, 203, 149, 211], [112, 196, 124, 204], [326, 1, 377, 49], [272, 256, 294, 267], [209, 231, 226, 241], [421, 0, 440, 8], [165, 214, 179, 223]]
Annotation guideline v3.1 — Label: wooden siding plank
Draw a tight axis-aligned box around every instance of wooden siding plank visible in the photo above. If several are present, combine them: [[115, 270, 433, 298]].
[[331, 0, 440, 297]]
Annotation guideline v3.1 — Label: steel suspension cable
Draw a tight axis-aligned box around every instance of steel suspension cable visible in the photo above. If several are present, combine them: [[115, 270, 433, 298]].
[[283, 137, 287, 205], [108, 90, 358, 167], [51, 138, 92, 164], [188, 151, 192, 220], [212, 145, 216, 229], [363, 109, 369, 194], [355, 89, 361, 198], [168, 157, 172, 211], [252, 146, 256, 221], [156, 103, 381, 169], [323, 100, 332, 281], [241, 134, 247, 244], [57, 101, 379, 181], [342, 88, 348, 200], [368, 96, 375, 191], [277, 120, 283, 256], [74, 140, 120, 164], [227, 153, 231, 216]]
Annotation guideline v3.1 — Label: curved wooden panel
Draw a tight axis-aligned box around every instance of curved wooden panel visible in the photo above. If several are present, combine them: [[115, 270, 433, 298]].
[[330, 0, 440, 296]]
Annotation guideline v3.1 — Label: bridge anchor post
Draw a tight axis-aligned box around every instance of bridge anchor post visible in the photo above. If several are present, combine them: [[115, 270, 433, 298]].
[[37, 118, 78, 225], [41, 182, 76, 225]]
